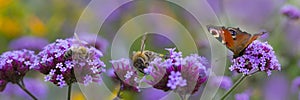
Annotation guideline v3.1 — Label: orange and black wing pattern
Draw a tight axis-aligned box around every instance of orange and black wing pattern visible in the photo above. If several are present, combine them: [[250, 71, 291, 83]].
[[207, 25, 265, 58]]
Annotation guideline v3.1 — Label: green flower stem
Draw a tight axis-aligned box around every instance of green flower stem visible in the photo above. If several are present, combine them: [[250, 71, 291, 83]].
[[16, 82, 37, 100], [220, 75, 248, 100], [117, 82, 122, 98], [113, 82, 123, 100], [68, 84, 72, 100]]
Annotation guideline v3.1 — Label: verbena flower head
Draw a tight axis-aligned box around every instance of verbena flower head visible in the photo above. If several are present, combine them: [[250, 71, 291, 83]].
[[229, 40, 281, 76], [0, 49, 36, 92], [110, 58, 140, 92], [281, 5, 300, 20], [9, 36, 49, 51], [34, 38, 105, 88], [2, 78, 48, 100], [211, 76, 233, 90], [147, 48, 209, 95]]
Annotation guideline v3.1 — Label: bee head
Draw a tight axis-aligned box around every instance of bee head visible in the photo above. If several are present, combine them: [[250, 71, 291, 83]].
[[132, 51, 150, 73]]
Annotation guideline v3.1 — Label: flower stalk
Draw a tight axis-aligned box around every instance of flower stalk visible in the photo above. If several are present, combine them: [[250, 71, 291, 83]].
[[116, 82, 122, 99], [67, 84, 72, 100], [220, 75, 248, 100], [17, 82, 37, 100]]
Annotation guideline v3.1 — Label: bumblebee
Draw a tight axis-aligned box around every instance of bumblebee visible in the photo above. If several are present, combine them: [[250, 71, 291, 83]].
[[64, 33, 89, 60], [64, 46, 88, 59], [131, 33, 165, 74]]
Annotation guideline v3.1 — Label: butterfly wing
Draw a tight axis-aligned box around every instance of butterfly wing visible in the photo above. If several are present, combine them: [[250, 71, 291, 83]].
[[207, 25, 227, 44], [207, 25, 265, 57], [207, 25, 242, 53], [230, 29, 252, 56], [247, 32, 265, 45], [235, 31, 265, 57], [207, 25, 235, 47]]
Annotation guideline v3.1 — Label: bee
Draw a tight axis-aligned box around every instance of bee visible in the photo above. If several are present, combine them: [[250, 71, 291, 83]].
[[64, 46, 88, 59], [131, 33, 165, 74], [64, 33, 89, 60]]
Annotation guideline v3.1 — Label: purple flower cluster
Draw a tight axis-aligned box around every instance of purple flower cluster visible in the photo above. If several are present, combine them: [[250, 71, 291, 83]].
[[229, 41, 281, 76], [147, 48, 209, 95], [110, 58, 140, 92], [0, 49, 37, 92], [34, 38, 105, 88], [167, 71, 187, 90], [281, 5, 300, 20]]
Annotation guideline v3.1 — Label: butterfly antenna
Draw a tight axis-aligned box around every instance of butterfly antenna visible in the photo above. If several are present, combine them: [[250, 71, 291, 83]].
[[140, 33, 148, 53]]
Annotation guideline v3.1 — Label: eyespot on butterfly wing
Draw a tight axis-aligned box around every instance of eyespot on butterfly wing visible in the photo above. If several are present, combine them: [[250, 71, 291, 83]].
[[206, 25, 265, 58]]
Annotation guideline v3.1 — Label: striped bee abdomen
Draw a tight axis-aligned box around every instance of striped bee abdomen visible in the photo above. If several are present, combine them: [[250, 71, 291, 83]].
[[132, 50, 162, 74]]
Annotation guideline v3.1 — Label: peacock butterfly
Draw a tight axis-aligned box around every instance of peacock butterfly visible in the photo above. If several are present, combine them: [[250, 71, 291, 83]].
[[206, 25, 266, 58]]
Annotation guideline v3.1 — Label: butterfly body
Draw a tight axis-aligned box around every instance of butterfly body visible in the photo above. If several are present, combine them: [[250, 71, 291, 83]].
[[207, 25, 265, 58]]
